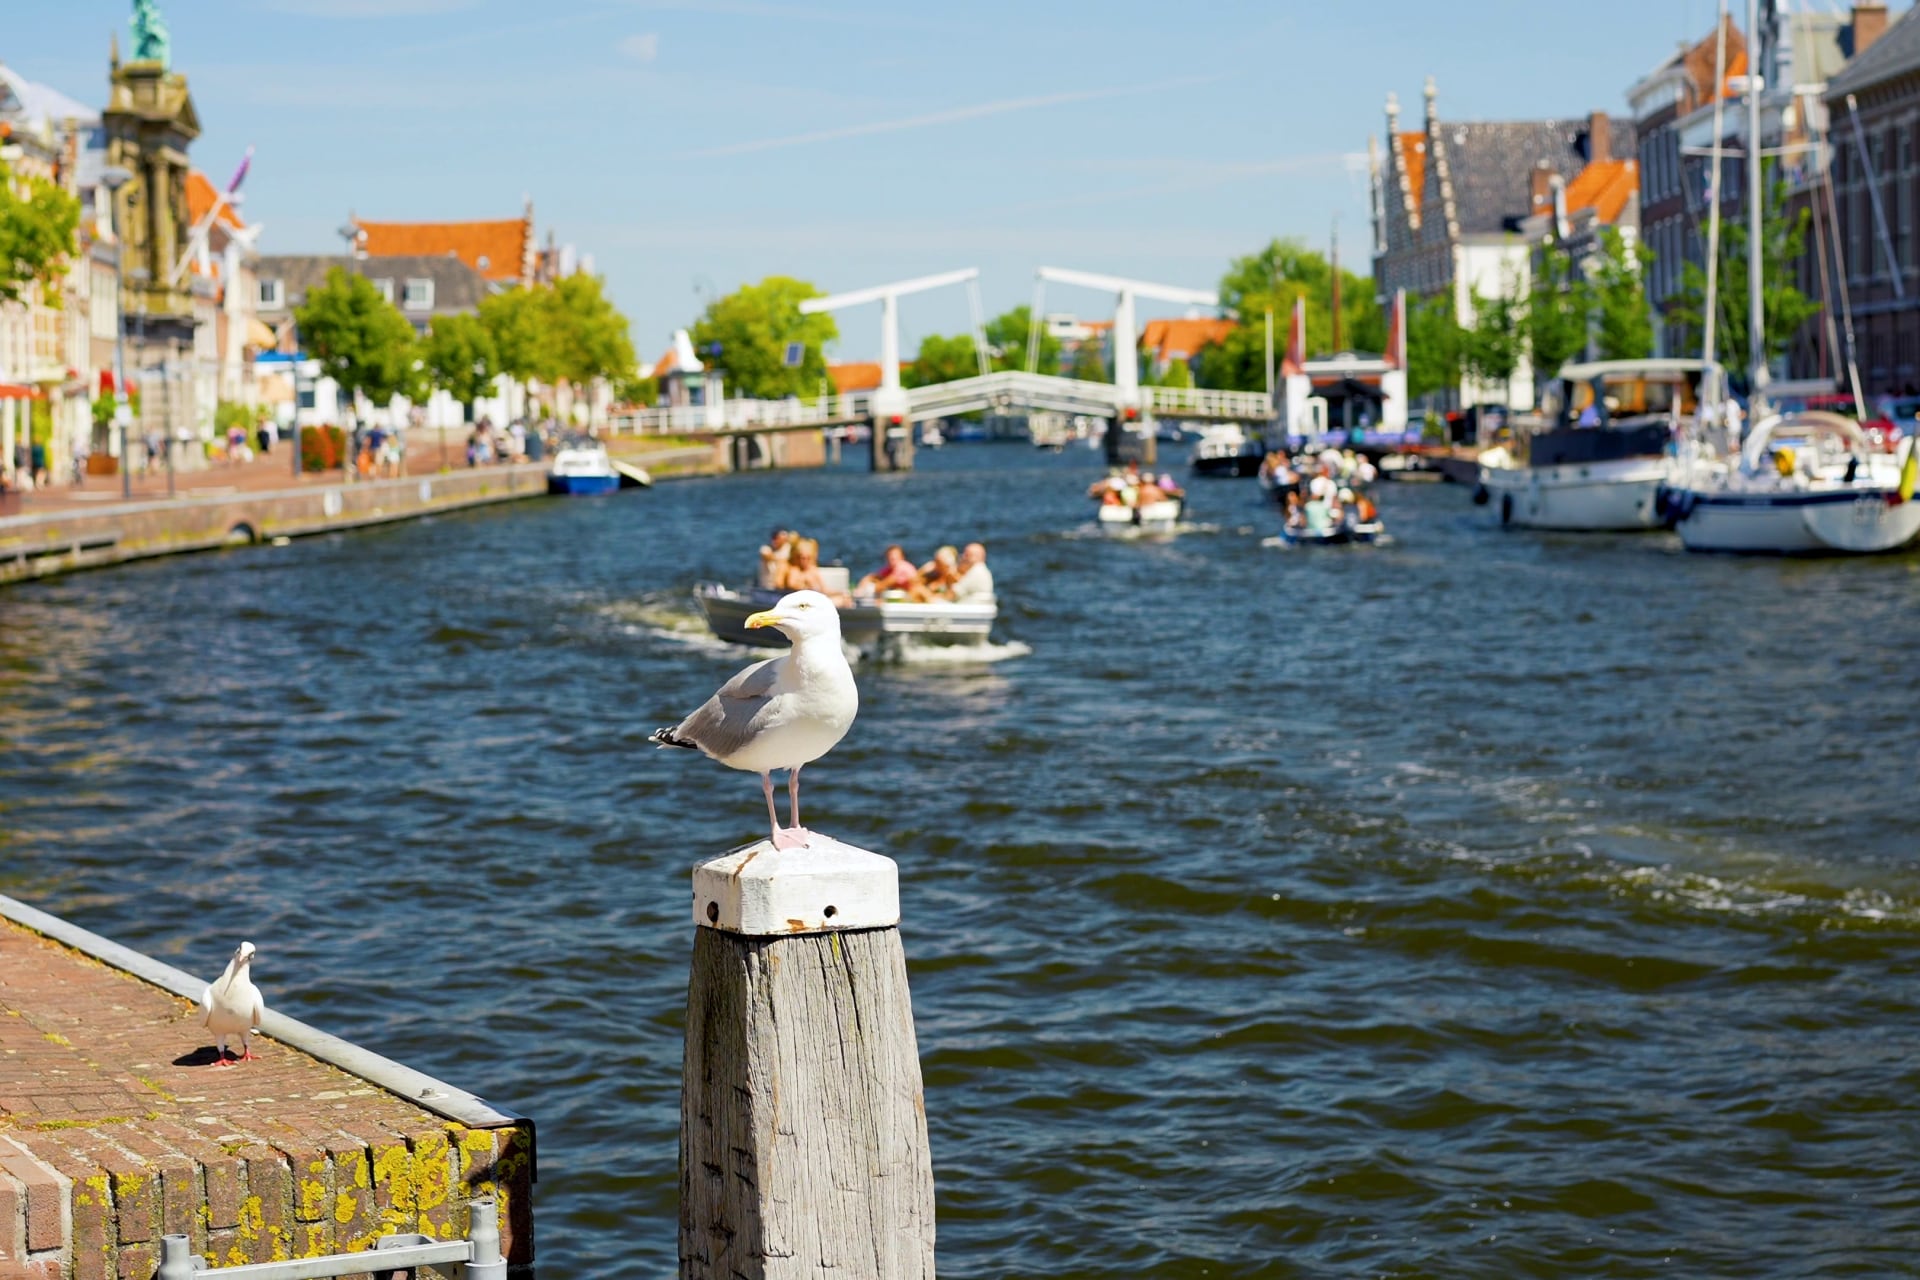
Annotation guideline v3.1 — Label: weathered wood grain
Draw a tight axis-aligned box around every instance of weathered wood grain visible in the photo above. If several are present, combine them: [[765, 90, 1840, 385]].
[[681, 925, 936, 1279]]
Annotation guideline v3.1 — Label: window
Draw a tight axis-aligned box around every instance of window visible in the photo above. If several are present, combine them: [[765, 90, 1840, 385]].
[[258, 278, 282, 308], [372, 277, 394, 304], [402, 278, 434, 311]]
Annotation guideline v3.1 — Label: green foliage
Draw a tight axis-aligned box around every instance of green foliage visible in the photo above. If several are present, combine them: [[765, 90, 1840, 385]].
[[294, 267, 420, 404], [903, 333, 981, 388], [213, 400, 259, 436], [1461, 284, 1524, 404], [1590, 228, 1654, 361], [1195, 238, 1385, 391], [477, 287, 544, 382], [1406, 295, 1462, 401], [0, 159, 81, 305], [92, 388, 140, 429], [1151, 356, 1195, 389], [1070, 336, 1109, 383], [984, 305, 1061, 374], [1527, 245, 1589, 379], [691, 276, 838, 399], [421, 311, 498, 410], [299, 425, 348, 472], [541, 273, 637, 386], [612, 371, 659, 407], [1665, 162, 1820, 381]]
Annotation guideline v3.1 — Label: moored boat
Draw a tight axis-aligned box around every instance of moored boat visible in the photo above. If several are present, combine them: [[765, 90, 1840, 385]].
[[1189, 423, 1265, 477], [547, 437, 621, 496], [1660, 412, 1920, 554], [1475, 358, 1718, 531]]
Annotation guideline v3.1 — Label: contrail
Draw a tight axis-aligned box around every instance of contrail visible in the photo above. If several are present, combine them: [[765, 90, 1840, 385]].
[[689, 74, 1229, 158]]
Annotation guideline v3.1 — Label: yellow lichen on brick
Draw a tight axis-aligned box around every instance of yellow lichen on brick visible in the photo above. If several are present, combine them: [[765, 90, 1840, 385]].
[[331, 1190, 355, 1226], [237, 1194, 264, 1249], [414, 1133, 449, 1215], [296, 1222, 329, 1257], [42, 1032, 72, 1047]]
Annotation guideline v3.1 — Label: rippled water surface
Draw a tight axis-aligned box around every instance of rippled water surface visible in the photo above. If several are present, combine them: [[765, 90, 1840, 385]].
[[5, 445, 1920, 1278]]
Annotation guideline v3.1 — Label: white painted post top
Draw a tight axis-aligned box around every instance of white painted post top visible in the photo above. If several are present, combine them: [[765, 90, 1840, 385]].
[[692, 835, 900, 936]]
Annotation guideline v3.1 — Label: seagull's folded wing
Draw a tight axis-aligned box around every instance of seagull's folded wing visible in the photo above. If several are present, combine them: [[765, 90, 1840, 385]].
[[673, 656, 783, 761]]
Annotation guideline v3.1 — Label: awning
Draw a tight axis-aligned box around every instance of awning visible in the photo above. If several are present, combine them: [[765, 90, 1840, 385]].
[[0, 383, 42, 401], [246, 317, 278, 349]]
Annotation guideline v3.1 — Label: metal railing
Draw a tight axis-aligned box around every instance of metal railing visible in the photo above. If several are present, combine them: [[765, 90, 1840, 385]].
[[611, 396, 865, 435], [155, 1197, 506, 1280], [1146, 384, 1273, 419]]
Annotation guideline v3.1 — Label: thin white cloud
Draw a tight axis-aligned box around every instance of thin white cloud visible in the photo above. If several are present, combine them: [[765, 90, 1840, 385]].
[[1002, 154, 1351, 213], [689, 74, 1228, 158], [619, 32, 661, 61], [264, 0, 479, 15]]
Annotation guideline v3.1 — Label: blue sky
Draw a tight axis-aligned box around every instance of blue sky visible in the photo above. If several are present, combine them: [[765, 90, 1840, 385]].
[[21, 0, 1793, 361]]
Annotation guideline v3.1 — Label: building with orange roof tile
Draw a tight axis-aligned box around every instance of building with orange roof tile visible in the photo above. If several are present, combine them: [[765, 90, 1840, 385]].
[[1138, 316, 1236, 379], [1370, 77, 1636, 409], [351, 201, 535, 284]]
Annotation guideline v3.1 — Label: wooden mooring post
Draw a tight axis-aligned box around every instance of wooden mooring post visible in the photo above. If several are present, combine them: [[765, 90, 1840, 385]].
[[681, 836, 936, 1279]]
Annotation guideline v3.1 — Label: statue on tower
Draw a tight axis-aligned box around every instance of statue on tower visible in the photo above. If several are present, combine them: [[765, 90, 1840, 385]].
[[130, 0, 171, 69]]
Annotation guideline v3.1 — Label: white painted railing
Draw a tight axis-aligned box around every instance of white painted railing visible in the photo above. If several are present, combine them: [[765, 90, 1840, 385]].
[[611, 374, 1273, 434]]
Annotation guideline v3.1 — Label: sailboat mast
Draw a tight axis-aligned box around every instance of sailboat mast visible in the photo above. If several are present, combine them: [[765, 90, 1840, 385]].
[[1330, 217, 1343, 352], [1702, 1, 1728, 390], [1746, 0, 1767, 413]]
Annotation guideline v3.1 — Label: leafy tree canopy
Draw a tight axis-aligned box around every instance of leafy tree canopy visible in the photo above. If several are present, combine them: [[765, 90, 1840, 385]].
[[1406, 295, 1463, 401], [294, 266, 419, 404], [0, 159, 80, 306], [1461, 285, 1524, 404], [903, 332, 982, 388], [984, 305, 1062, 374], [1197, 238, 1387, 391], [1665, 163, 1819, 383], [540, 273, 636, 386], [421, 311, 498, 409], [691, 276, 838, 399], [1590, 228, 1655, 361]]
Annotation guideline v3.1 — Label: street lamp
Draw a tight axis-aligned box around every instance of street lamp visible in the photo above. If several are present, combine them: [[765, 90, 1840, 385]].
[[100, 165, 134, 499], [336, 220, 360, 482]]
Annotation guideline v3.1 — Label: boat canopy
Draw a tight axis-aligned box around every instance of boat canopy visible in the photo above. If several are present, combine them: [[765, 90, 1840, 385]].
[[1739, 411, 1872, 472]]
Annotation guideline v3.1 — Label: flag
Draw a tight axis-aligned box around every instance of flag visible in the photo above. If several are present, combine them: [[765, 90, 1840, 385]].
[[225, 146, 253, 195], [1900, 437, 1918, 503]]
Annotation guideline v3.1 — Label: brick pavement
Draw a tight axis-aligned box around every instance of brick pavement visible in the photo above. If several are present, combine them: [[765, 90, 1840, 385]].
[[0, 919, 532, 1278]]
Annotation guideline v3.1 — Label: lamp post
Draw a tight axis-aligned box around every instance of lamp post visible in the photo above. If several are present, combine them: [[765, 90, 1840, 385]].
[[337, 220, 360, 483], [100, 166, 134, 499]]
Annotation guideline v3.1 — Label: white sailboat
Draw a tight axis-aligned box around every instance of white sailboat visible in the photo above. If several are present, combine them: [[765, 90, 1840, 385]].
[[1662, 0, 1920, 554]]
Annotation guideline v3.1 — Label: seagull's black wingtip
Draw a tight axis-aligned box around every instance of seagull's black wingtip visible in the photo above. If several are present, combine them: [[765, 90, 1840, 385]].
[[651, 727, 699, 751]]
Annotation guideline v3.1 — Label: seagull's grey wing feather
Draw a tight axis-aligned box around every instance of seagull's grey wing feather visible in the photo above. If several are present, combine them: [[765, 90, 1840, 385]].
[[672, 656, 784, 761]]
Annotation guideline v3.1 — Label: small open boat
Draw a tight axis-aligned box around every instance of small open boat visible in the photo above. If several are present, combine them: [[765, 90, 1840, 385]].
[[1096, 498, 1184, 535], [694, 568, 997, 650], [1277, 520, 1385, 546]]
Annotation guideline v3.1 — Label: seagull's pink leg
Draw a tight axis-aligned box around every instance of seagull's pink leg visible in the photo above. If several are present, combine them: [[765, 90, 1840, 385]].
[[212, 1037, 234, 1068], [776, 766, 811, 849], [761, 772, 782, 845], [239, 1034, 259, 1062]]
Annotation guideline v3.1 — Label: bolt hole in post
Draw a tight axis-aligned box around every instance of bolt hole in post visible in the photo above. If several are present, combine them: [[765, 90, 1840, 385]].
[[706, 900, 719, 924], [823, 905, 838, 918]]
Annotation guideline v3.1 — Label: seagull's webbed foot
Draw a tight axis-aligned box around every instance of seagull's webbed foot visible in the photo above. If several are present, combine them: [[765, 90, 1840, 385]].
[[772, 826, 811, 851], [240, 1047, 260, 1062], [212, 1054, 236, 1069]]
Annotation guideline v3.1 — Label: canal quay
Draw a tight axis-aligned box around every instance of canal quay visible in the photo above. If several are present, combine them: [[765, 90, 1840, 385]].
[[5, 445, 1920, 1277]]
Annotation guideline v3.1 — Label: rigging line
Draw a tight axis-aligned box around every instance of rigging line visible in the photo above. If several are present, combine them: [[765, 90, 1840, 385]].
[[1845, 93, 1906, 301], [967, 278, 991, 380], [1702, 0, 1729, 386]]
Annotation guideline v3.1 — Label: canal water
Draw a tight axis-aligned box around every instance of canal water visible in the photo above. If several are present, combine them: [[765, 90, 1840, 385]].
[[4, 445, 1920, 1278]]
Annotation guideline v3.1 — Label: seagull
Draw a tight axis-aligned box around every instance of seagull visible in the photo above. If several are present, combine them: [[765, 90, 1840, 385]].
[[199, 941, 264, 1067], [651, 590, 858, 850]]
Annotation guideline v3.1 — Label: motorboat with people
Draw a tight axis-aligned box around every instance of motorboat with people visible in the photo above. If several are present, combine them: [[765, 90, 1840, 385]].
[[1089, 466, 1186, 534], [1189, 422, 1265, 477], [1277, 520, 1384, 547], [1658, 411, 1920, 554], [546, 436, 621, 496], [695, 541, 999, 651], [1474, 358, 1719, 531]]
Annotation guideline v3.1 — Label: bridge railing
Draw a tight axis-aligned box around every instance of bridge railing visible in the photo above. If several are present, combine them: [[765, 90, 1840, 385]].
[[1147, 385, 1273, 420], [610, 396, 865, 435]]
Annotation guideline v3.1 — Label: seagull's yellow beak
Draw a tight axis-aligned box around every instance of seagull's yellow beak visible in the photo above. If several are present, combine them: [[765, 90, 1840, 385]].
[[744, 609, 784, 631]]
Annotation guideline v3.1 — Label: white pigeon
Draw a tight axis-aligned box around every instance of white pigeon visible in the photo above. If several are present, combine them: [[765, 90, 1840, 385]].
[[199, 940, 264, 1067], [652, 590, 858, 849]]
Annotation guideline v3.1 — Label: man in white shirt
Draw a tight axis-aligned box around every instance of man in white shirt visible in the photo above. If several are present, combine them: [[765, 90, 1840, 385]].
[[953, 542, 994, 602]]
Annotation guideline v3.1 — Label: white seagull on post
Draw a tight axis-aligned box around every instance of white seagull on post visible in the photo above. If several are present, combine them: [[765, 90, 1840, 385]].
[[199, 941, 264, 1067], [651, 590, 858, 849]]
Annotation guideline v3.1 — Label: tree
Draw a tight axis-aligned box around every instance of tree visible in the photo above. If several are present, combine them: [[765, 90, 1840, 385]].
[[539, 273, 636, 387], [1070, 335, 1109, 382], [1196, 237, 1387, 392], [1461, 284, 1524, 405], [421, 312, 498, 419], [0, 158, 81, 305], [984, 305, 1061, 374], [1149, 355, 1194, 389], [1406, 295, 1462, 401], [477, 286, 546, 383], [293, 267, 419, 408], [903, 333, 981, 388], [1590, 228, 1654, 361], [1665, 161, 1820, 386], [1527, 244, 1589, 382], [691, 276, 837, 400]]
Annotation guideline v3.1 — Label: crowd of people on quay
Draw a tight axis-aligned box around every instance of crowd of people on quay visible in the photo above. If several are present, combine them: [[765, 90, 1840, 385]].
[[757, 528, 994, 606], [1260, 446, 1382, 537], [1086, 461, 1186, 509], [464, 417, 570, 468]]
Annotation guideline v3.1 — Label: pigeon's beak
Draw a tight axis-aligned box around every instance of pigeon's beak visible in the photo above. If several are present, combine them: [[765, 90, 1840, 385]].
[[744, 609, 785, 631]]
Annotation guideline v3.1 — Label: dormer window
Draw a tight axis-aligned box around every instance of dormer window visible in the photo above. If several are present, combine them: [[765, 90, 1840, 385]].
[[372, 277, 394, 304], [403, 278, 434, 311], [258, 278, 283, 308]]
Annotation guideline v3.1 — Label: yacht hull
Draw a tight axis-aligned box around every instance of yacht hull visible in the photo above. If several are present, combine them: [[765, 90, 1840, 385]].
[[1670, 488, 1920, 554], [1479, 458, 1668, 531]]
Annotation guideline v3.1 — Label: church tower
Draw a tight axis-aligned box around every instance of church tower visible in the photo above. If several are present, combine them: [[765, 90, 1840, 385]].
[[102, 2, 200, 343]]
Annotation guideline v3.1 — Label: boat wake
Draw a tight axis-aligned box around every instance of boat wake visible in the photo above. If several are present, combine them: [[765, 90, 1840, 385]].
[[864, 637, 1033, 667], [600, 597, 743, 656], [1064, 520, 1222, 541]]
